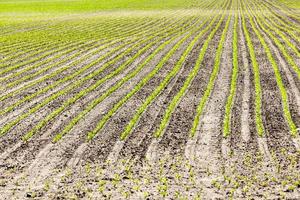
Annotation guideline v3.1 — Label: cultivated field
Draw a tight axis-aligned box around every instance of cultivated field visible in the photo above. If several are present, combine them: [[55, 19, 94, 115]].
[[0, 0, 300, 199]]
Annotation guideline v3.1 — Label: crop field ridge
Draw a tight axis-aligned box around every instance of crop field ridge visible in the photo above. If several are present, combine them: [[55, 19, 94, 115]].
[[0, 0, 299, 199]]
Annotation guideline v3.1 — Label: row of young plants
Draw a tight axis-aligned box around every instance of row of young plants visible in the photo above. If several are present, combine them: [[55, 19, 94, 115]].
[[1, 15, 174, 88], [0, 16, 141, 58], [190, 14, 232, 137], [55, 0, 226, 142], [0, 16, 164, 76], [262, 15, 300, 44], [155, 12, 230, 139], [0, 34, 71, 64], [0, 6, 205, 61], [248, 0, 300, 79], [0, 41, 31, 54], [253, 2, 300, 43], [261, 0, 300, 22], [0, 20, 114, 67], [0, 0, 215, 56], [0, 40, 123, 102], [0, 17, 144, 75], [58, 16, 210, 141], [0, 16, 137, 51], [87, 0, 230, 141], [0, 37, 146, 137], [0, 13, 200, 138], [50, 16, 210, 142], [0, 41, 70, 72], [119, 16, 226, 140], [223, 14, 239, 137], [51, 0, 225, 142], [245, 0, 294, 33], [0, 9, 184, 53], [260, 17, 300, 58], [0, 37, 143, 113], [240, 1, 265, 137], [243, 0, 298, 136], [27, 13, 213, 141], [3, 40, 102, 88], [0, 41, 90, 82], [0, 14, 187, 102], [0, 41, 50, 65], [0, 15, 164, 71], [23, 38, 163, 141], [257, 0, 299, 32], [89, 0, 230, 141], [252, 0, 300, 55]]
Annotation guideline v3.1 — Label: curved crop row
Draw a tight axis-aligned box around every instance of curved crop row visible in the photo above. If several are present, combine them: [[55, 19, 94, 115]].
[[240, 2, 265, 137], [0, 41, 29, 54], [1, 15, 178, 88], [258, 8, 300, 44], [272, 0, 300, 17], [52, 16, 207, 142], [254, 0, 300, 43], [0, 16, 138, 51], [250, 0, 298, 32], [0, 15, 191, 137], [52, 1, 225, 142], [86, 17, 212, 141], [0, 40, 121, 102], [252, 0, 300, 55], [155, 12, 230, 139], [248, 0, 300, 79], [190, 14, 231, 137], [23, 37, 163, 141], [0, 16, 165, 73], [0, 18, 162, 76], [25, 15, 206, 141], [0, 38, 136, 117], [0, 14, 188, 102], [0, 38, 146, 137], [87, 0, 231, 141], [0, 41, 70, 71], [0, 41, 96, 84], [3, 41, 100, 88], [0, 42, 50, 65], [119, 14, 226, 140], [0, 16, 141, 58], [262, 0, 300, 23], [243, 0, 298, 136], [258, 0, 300, 32], [223, 13, 239, 137]]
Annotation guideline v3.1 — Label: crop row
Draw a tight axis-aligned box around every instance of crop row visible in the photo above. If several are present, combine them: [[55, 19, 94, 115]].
[[52, 16, 208, 142], [1, 0, 298, 146], [1, 15, 181, 88], [249, 0, 300, 79], [223, 14, 238, 137], [0, 12, 202, 138], [190, 13, 231, 137], [119, 0, 231, 141], [155, 12, 230, 139], [0, 13, 191, 102], [86, 0, 230, 141], [24, 23, 190, 141], [242, 0, 298, 136], [0, 17, 167, 76], [261, 0, 300, 31]]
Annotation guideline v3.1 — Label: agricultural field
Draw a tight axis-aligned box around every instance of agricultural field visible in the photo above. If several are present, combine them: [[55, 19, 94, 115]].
[[0, 0, 300, 199]]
